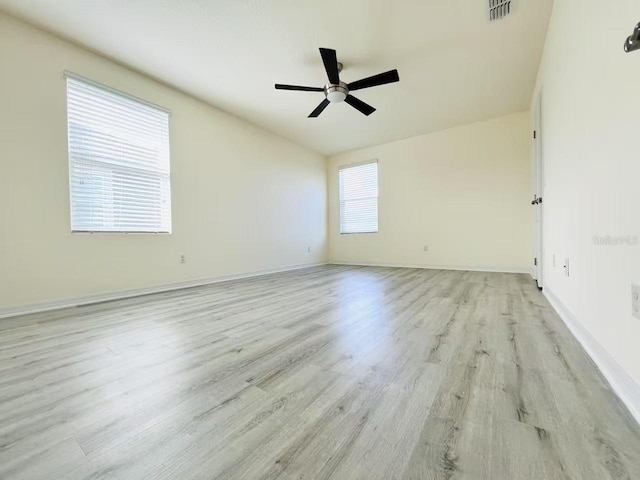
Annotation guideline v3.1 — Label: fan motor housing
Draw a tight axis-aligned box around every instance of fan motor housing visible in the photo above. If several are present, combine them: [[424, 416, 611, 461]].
[[325, 82, 348, 103]]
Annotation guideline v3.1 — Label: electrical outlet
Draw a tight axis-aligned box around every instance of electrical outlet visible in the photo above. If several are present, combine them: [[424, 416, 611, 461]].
[[179, 254, 186, 264], [423, 245, 429, 253], [633, 284, 640, 319]]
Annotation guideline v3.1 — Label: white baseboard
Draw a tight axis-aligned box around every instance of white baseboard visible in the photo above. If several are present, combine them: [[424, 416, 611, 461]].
[[329, 261, 530, 274], [0, 261, 328, 320], [544, 288, 640, 426]]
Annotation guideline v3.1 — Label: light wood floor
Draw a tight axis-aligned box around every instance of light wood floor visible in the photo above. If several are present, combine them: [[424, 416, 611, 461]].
[[1, 266, 639, 479]]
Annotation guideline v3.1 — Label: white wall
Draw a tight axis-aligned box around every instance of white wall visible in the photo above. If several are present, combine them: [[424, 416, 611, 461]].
[[0, 13, 328, 311], [328, 112, 533, 272], [533, 0, 640, 389]]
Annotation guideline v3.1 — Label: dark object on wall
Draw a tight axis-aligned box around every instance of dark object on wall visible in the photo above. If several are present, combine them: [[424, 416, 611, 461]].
[[624, 22, 640, 52]]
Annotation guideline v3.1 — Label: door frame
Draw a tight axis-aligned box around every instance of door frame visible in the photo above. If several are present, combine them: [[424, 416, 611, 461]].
[[533, 90, 544, 289]]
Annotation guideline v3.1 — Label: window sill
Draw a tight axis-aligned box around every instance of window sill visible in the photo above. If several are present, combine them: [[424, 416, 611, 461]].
[[71, 230, 172, 234]]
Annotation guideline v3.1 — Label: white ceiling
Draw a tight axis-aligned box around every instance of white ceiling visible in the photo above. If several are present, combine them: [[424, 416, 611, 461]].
[[0, 0, 554, 155]]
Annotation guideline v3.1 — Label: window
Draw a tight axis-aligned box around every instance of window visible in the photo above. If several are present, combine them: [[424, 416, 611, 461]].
[[339, 161, 378, 234], [66, 72, 171, 233]]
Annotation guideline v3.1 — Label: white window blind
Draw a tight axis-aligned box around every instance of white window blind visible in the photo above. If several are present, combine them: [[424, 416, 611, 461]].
[[66, 73, 172, 233], [339, 161, 378, 234]]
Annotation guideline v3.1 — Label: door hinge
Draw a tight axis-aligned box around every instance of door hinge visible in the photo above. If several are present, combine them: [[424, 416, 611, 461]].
[[533, 130, 537, 139], [534, 258, 538, 266]]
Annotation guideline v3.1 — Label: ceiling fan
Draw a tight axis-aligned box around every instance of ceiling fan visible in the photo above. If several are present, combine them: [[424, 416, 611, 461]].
[[275, 48, 400, 118]]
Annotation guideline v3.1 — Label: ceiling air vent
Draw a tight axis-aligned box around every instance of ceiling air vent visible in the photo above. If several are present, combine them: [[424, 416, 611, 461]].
[[489, 0, 512, 21]]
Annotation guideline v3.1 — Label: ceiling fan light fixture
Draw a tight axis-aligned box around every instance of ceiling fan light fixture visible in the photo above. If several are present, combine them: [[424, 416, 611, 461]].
[[325, 83, 348, 103]]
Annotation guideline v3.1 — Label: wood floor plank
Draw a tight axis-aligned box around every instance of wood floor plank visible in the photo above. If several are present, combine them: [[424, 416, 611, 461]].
[[0, 265, 638, 479]]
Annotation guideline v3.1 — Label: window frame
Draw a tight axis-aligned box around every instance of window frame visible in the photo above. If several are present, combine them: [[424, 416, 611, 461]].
[[338, 160, 379, 235], [64, 71, 172, 234]]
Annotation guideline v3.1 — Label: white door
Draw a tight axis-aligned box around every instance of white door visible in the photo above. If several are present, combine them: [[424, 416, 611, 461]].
[[533, 92, 544, 288]]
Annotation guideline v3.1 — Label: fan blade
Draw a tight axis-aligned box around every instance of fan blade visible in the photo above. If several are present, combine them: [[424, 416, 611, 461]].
[[348, 69, 400, 91], [319, 48, 340, 85], [308, 99, 331, 118], [344, 95, 376, 116], [275, 84, 324, 92]]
